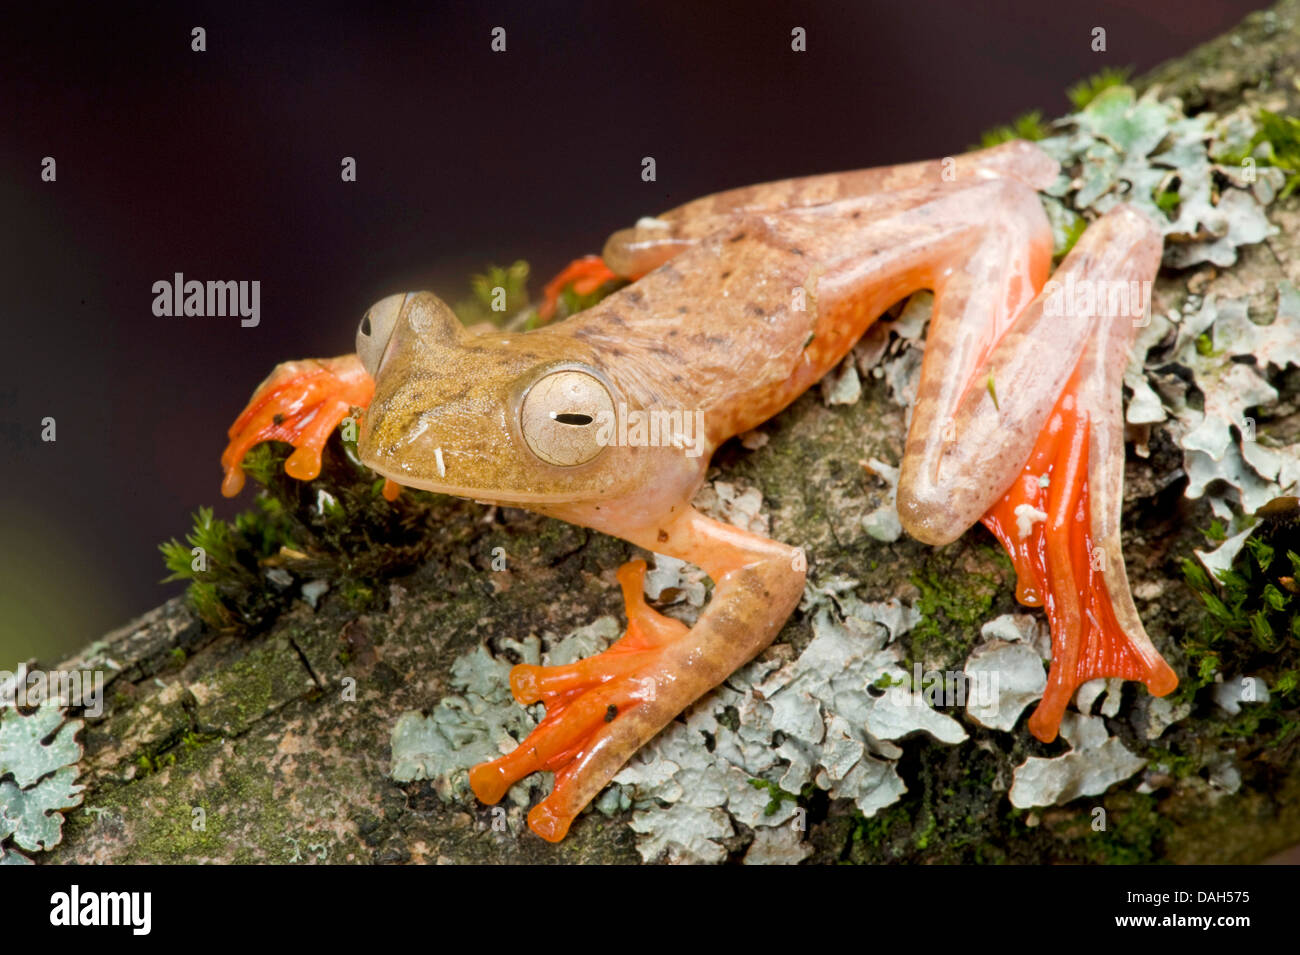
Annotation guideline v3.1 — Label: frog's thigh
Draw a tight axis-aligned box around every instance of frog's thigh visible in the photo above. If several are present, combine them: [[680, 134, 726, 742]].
[[896, 205, 1163, 546], [604, 141, 1059, 277], [659, 140, 1057, 228]]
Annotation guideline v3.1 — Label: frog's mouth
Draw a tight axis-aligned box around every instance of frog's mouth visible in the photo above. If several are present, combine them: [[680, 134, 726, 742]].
[[363, 458, 579, 506], [357, 427, 626, 508]]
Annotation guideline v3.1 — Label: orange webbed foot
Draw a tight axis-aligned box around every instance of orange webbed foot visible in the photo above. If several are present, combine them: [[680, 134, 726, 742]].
[[981, 363, 1177, 743], [468, 559, 689, 841], [537, 255, 621, 322], [220, 354, 374, 497]]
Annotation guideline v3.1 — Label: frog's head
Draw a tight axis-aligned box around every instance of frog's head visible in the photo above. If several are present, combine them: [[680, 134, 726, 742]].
[[355, 291, 665, 507]]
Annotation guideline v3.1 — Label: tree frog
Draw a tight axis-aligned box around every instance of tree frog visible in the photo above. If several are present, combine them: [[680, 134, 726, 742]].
[[220, 141, 1178, 843]]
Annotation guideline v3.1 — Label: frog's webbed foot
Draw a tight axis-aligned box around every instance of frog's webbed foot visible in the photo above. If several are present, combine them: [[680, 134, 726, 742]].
[[537, 255, 622, 322], [980, 361, 1178, 742], [977, 209, 1178, 740], [220, 354, 378, 497], [470, 511, 805, 842], [469, 559, 688, 840]]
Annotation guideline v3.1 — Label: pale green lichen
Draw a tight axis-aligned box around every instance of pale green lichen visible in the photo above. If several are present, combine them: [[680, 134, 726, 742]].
[[962, 616, 1048, 732], [389, 617, 620, 807], [1037, 85, 1283, 266], [0, 704, 85, 863], [1132, 286, 1300, 519], [1009, 713, 1147, 808]]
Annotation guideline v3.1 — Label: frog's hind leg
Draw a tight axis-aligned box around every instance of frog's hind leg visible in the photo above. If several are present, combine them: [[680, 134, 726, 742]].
[[897, 205, 1177, 742], [470, 511, 804, 842], [980, 209, 1178, 740], [600, 140, 1060, 278], [219, 354, 394, 498], [541, 140, 1060, 320]]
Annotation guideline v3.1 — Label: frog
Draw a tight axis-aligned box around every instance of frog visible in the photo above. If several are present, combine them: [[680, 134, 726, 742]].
[[220, 140, 1178, 843]]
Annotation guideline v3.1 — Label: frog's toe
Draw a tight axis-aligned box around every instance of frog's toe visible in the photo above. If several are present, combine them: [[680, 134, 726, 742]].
[[468, 670, 650, 812], [469, 559, 690, 841], [219, 355, 373, 496], [538, 255, 621, 322]]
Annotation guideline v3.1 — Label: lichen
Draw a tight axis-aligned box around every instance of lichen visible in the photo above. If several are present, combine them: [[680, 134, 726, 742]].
[[0, 704, 85, 863], [1009, 713, 1147, 808]]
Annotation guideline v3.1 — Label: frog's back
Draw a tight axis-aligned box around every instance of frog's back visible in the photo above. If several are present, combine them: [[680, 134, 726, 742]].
[[552, 212, 843, 442]]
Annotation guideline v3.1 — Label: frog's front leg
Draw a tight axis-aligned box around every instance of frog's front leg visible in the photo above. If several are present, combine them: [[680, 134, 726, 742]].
[[469, 508, 804, 842], [221, 294, 409, 499], [220, 354, 375, 496]]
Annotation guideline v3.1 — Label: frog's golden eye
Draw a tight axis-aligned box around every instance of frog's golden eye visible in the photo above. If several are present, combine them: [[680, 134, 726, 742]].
[[520, 369, 615, 467], [356, 293, 406, 377]]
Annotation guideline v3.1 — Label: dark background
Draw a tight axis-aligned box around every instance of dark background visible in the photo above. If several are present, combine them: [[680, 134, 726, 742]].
[[0, 0, 1267, 664]]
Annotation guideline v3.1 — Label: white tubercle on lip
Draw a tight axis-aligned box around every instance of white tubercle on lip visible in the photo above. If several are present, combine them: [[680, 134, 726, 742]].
[[435, 447, 446, 477], [1014, 503, 1048, 539]]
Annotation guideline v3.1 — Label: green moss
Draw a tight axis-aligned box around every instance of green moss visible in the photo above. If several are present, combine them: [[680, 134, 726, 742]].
[[133, 726, 222, 778], [337, 579, 378, 611], [452, 260, 534, 327], [1145, 745, 1201, 780], [1054, 211, 1087, 261], [913, 810, 938, 850], [906, 551, 1009, 668], [1154, 185, 1181, 214], [977, 110, 1050, 150], [1079, 793, 1172, 865], [747, 778, 801, 816], [1066, 66, 1133, 110], [850, 804, 908, 849], [1175, 509, 1300, 752], [160, 441, 452, 634], [1249, 110, 1300, 199], [449, 257, 628, 330], [831, 744, 1018, 864], [1180, 519, 1299, 672]]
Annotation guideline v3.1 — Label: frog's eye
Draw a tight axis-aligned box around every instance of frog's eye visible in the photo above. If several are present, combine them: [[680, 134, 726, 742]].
[[356, 293, 406, 377], [520, 369, 615, 467]]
